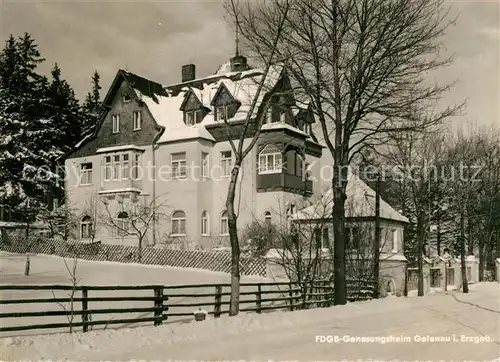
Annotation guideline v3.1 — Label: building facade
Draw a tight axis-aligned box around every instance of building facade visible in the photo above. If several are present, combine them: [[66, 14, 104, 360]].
[[64, 54, 323, 249], [291, 170, 409, 295]]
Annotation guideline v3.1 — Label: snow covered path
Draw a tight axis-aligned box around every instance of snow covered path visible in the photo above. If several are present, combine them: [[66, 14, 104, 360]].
[[1, 283, 499, 361]]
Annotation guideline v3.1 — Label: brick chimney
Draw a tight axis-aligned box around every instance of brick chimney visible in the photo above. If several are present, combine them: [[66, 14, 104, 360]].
[[181, 64, 196, 82]]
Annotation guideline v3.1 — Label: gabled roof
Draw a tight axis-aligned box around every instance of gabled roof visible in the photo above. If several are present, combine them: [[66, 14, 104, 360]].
[[102, 69, 167, 107], [147, 64, 285, 143], [293, 168, 409, 223], [179, 88, 207, 111], [70, 61, 314, 150], [210, 82, 239, 106]]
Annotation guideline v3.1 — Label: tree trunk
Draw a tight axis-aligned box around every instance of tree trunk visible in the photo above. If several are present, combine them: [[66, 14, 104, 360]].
[[436, 210, 441, 256], [478, 235, 485, 281], [332, 166, 348, 305], [467, 213, 474, 255], [460, 210, 469, 293], [138, 238, 143, 263], [25, 220, 31, 276], [226, 164, 241, 316], [417, 209, 425, 297]]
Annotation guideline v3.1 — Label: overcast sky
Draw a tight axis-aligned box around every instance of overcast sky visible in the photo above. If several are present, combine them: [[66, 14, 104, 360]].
[[1, 0, 498, 129]]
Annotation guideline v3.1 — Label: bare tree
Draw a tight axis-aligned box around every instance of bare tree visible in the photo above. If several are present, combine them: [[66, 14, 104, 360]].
[[52, 254, 80, 334], [232, 0, 462, 305], [37, 198, 79, 241], [385, 127, 447, 296], [101, 195, 168, 261], [221, 0, 292, 316]]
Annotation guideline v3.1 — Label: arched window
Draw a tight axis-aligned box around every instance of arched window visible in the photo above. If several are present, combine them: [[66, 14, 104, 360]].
[[201, 211, 210, 236], [115, 211, 129, 237], [258, 144, 282, 174], [171, 210, 186, 236], [264, 211, 272, 226], [80, 215, 93, 239], [220, 210, 229, 236]]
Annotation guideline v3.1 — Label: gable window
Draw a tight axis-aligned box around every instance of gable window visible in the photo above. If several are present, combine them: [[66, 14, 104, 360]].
[[216, 105, 230, 121], [186, 110, 203, 126], [346, 227, 360, 250], [258, 144, 282, 174], [171, 210, 186, 236], [112, 115, 120, 133], [201, 152, 209, 178], [104, 156, 112, 181], [115, 211, 129, 238], [392, 229, 398, 253], [221, 151, 232, 177], [112, 155, 121, 180], [220, 210, 229, 236], [79, 163, 93, 185], [80, 215, 93, 239], [133, 111, 142, 130], [171, 152, 187, 178], [201, 211, 210, 236], [122, 94, 131, 103]]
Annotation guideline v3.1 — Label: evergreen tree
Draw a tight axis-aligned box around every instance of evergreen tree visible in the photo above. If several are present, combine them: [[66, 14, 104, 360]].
[[0, 33, 57, 221], [43, 63, 82, 153], [81, 70, 102, 137]]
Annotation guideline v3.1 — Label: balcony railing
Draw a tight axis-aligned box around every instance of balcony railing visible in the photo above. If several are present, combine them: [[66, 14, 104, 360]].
[[99, 178, 142, 194]]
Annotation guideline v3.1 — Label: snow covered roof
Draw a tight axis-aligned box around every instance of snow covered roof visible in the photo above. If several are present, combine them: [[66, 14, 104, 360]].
[[293, 168, 409, 223], [261, 122, 309, 137], [134, 64, 285, 144], [134, 91, 215, 144], [96, 145, 146, 154]]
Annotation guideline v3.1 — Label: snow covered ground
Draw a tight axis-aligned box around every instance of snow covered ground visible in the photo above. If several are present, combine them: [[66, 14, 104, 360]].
[[1, 282, 499, 360], [0, 252, 268, 337]]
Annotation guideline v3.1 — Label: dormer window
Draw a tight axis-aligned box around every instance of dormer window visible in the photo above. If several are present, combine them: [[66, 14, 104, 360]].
[[265, 107, 272, 124], [186, 109, 203, 126], [122, 94, 131, 103], [304, 123, 310, 134], [280, 110, 286, 123], [216, 105, 230, 121]]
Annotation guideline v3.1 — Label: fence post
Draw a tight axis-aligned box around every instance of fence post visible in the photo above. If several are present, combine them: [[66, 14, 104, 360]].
[[256, 284, 262, 314], [154, 286, 164, 326], [81, 287, 89, 333], [288, 282, 294, 311], [214, 285, 222, 318]]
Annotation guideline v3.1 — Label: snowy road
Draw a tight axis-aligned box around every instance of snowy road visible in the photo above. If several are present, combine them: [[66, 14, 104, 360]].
[[1, 283, 499, 361]]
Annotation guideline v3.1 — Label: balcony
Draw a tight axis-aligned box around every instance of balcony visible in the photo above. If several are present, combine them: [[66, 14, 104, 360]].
[[99, 178, 143, 195], [257, 172, 313, 195]]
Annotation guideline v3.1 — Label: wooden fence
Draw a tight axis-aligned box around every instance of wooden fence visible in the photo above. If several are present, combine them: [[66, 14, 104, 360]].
[[0, 279, 374, 335]]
